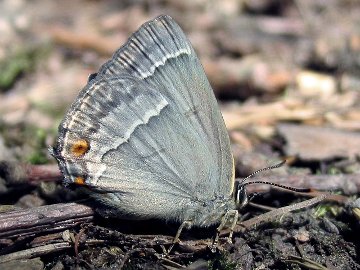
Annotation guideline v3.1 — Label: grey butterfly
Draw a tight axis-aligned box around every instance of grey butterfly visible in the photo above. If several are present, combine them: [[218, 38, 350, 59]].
[[52, 15, 243, 245]]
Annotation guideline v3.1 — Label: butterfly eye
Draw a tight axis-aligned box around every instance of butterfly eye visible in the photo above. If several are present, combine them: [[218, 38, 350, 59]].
[[235, 184, 249, 208], [70, 139, 90, 157]]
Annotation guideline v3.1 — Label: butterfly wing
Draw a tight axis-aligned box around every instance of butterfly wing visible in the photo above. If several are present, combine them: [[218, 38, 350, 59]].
[[53, 15, 234, 221]]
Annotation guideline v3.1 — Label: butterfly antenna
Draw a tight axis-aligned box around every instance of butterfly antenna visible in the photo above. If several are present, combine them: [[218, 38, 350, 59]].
[[240, 160, 286, 185], [239, 160, 311, 193]]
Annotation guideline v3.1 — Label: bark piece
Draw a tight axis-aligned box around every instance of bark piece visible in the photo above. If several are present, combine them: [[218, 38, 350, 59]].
[[0, 202, 94, 239], [278, 124, 360, 161]]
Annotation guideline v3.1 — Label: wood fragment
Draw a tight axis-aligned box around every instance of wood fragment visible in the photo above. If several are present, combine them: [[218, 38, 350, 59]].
[[0, 202, 94, 238], [0, 161, 62, 184], [222, 99, 321, 130], [242, 174, 360, 195], [0, 242, 72, 263], [49, 26, 121, 55], [236, 194, 328, 232], [278, 124, 360, 161]]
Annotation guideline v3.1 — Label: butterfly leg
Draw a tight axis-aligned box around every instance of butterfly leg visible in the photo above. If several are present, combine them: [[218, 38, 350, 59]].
[[213, 210, 239, 249], [167, 220, 192, 254]]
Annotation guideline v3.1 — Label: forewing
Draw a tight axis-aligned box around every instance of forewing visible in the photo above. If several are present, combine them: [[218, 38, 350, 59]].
[[98, 15, 234, 195]]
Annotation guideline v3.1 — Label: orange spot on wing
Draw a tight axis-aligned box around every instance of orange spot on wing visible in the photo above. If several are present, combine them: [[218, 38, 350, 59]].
[[74, 176, 86, 185], [71, 139, 89, 157]]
